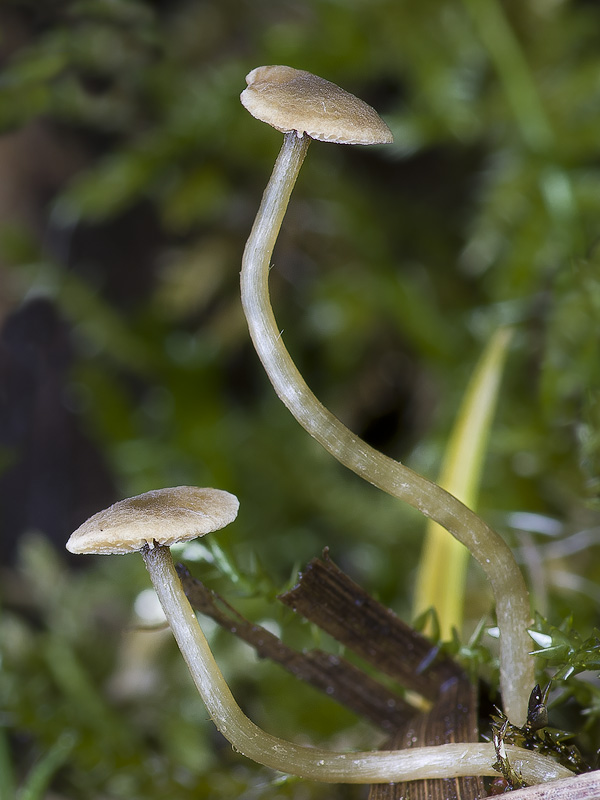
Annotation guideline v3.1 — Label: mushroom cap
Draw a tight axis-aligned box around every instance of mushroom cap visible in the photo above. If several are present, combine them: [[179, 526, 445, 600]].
[[66, 486, 240, 555], [241, 65, 393, 145]]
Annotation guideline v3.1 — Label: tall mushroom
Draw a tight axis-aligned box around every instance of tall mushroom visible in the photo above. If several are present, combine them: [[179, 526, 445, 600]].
[[240, 65, 534, 726], [66, 486, 570, 785]]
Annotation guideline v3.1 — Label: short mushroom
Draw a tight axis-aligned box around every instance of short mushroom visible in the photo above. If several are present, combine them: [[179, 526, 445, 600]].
[[66, 486, 570, 785], [240, 65, 534, 726]]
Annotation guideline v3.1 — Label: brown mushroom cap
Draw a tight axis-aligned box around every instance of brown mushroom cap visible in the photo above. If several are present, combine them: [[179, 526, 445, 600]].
[[241, 65, 393, 145], [66, 486, 240, 555]]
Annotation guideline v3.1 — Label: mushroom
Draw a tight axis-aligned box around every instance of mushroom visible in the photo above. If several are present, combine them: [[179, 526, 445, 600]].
[[241, 65, 393, 145], [240, 65, 534, 726], [66, 485, 570, 785]]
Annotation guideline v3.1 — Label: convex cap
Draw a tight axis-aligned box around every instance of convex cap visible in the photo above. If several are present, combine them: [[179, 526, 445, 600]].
[[66, 486, 240, 555], [241, 65, 393, 145]]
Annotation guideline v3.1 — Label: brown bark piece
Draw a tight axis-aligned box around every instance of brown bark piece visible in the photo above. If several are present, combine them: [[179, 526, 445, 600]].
[[278, 554, 485, 800], [179, 555, 486, 799], [368, 676, 486, 800], [177, 564, 413, 731], [278, 553, 462, 700]]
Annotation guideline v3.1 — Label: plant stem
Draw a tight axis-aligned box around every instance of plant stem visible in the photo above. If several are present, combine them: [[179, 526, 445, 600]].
[[241, 131, 534, 726], [141, 544, 570, 784]]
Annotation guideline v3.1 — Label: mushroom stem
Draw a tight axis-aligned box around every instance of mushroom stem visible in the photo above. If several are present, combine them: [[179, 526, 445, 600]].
[[141, 543, 569, 784], [241, 131, 533, 726]]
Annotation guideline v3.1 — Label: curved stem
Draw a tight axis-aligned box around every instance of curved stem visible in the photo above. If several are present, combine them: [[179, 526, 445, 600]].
[[142, 544, 569, 784], [241, 131, 534, 726]]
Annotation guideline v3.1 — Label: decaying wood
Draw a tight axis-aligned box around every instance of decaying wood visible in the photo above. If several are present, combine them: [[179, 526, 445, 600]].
[[368, 677, 485, 800], [179, 552, 486, 799], [482, 770, 600, 800], [278, 552, 463, 700], [177, 564, 413, 731], [279, 553, 485, 800]]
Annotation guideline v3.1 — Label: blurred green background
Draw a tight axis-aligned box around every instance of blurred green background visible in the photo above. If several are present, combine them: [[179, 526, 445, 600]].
[[1, 0, 599, 797]]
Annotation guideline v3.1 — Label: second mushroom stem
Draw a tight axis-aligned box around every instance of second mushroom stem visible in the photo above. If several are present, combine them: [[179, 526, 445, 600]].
[[142, 543, 568, 784], [241, 130, 534, 727]]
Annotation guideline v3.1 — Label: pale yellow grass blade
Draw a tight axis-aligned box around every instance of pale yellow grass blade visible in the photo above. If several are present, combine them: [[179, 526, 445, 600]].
[[413, 328, 513, 639]]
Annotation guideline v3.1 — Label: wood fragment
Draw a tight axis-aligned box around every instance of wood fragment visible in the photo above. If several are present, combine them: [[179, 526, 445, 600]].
[[278, 553, 463, 699], [177, 563, 413, 731], [368, 676, 486, 800], [179, 555, 486, 799], [278, 553, 485, 800], [480, 770, 600, 800]]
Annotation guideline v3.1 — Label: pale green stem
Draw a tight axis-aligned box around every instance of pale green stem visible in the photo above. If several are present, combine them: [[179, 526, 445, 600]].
[[142, 544, 570, 784], [241, 131, 534, 727]]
